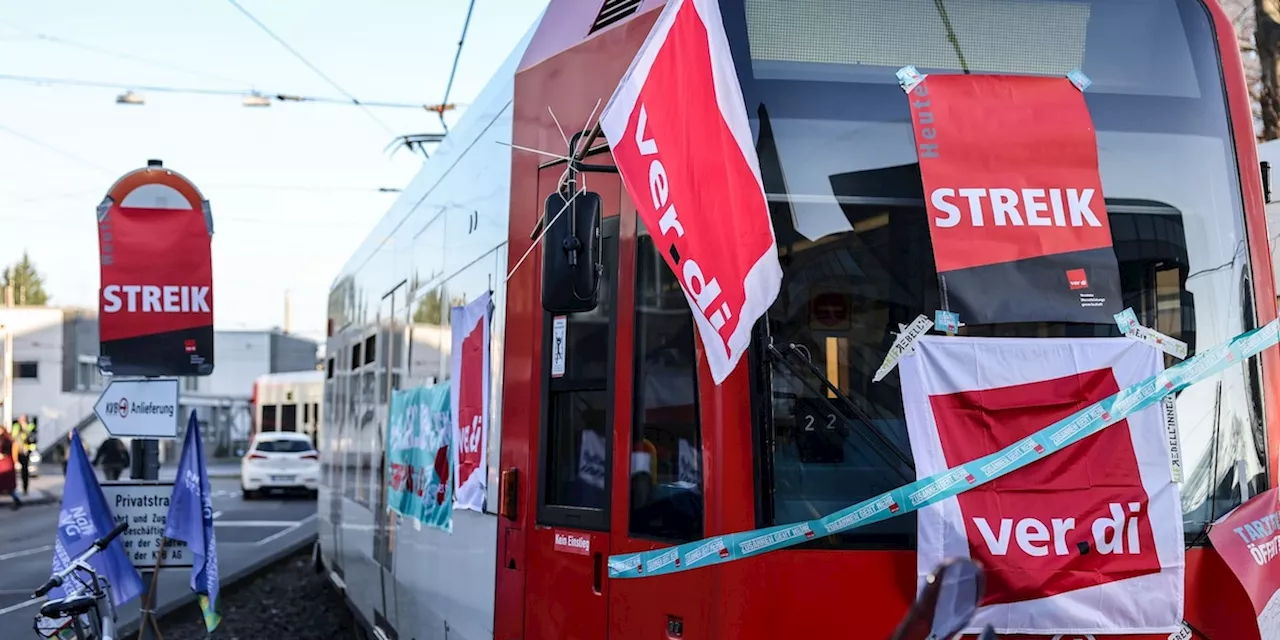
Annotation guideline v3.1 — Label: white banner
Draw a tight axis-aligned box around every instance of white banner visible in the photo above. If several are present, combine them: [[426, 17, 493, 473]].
[[900, 336, 1183, 634], [450, 292, 492, 513]]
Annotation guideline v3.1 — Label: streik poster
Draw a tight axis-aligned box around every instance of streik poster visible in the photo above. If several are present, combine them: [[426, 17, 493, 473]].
[[97, 164, 215, 377], [451, 292, 491, 513], [386, 384, 453, 532], [1208, 486, 1280, 639], [900, 336, 1182, 634], [904, 73, 1122, 324]]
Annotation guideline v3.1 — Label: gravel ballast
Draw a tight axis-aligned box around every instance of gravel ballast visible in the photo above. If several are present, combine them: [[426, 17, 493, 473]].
[[155, 549, 358, 640]]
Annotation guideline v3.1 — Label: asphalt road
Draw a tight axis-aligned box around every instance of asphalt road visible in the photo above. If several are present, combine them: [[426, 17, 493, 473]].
[[0, 475, 317, 639]]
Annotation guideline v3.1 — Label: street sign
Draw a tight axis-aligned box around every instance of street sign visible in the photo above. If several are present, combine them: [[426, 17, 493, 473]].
[[94, 378, 179, 438], [97, 159, 215, 378], [101, 481, 192, 569]]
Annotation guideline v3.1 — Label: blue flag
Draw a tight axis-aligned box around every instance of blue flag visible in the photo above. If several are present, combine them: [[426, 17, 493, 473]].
[[164, 411, 221, 632], [48, 431, 144, 607]]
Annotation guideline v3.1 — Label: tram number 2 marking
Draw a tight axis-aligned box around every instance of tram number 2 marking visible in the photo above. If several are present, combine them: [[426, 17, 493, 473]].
[[803, 413, 837, 432]]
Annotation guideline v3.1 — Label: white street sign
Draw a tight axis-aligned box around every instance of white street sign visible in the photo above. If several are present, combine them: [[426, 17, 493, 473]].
[[101, 482, 192, 569], [94, 378, 179, 438]]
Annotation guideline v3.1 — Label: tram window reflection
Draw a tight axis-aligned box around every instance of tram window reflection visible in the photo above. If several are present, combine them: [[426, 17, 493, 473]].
[[538, 217, 619, 530], [731, 0, 1262, 549], [630, 228, 704, 542]]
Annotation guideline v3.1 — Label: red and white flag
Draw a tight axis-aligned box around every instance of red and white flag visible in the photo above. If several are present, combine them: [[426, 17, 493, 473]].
[[450, 292, 491, 513], [601, 0, 782, 384], [900, 336, 1183, 634]]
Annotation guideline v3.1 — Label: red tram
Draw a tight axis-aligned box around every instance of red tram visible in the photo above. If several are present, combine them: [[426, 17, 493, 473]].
[[320, 1, 1278, 638]]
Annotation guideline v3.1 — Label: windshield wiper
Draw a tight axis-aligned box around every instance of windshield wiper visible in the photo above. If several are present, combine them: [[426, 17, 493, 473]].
[[766, 342, 915, 480]]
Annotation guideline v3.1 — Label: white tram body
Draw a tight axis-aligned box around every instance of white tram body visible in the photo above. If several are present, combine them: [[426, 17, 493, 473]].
[[316, 20, 533, 640]]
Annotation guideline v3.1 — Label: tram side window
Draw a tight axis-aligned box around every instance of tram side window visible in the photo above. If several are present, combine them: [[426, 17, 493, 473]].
[[282, 404, 298, 432], [630, 227, 704, 542], [538, 217, 619, 530]]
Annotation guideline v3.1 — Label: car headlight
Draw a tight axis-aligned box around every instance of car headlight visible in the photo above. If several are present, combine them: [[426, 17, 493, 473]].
[[29, 451, 41, 464]]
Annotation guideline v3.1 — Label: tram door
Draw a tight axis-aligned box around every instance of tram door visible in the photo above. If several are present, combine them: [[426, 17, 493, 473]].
[[606, 200, 713, 639], [524, 164, 622, 640]]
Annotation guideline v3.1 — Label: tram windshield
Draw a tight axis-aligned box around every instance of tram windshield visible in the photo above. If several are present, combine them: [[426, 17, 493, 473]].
[[723, 0, 1264, 547]]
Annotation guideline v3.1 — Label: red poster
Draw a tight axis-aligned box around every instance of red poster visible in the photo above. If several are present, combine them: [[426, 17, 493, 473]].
[[97, 163, 215, 377], [905, 73, 1122, 324], [601, 0, 782, 384], [1208, 487, 1280, 639], [450, 292, 491, 512]]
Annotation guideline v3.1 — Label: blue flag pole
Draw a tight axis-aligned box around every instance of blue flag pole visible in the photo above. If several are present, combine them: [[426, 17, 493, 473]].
[[163, 411, 221, 633], [48, 431, 145, 608]]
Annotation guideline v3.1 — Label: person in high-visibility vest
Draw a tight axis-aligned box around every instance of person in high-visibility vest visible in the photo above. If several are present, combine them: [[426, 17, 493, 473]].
[[12, 415, 33, 496]]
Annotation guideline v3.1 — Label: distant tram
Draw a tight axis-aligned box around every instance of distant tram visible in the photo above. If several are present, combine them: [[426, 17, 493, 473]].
[[319, 1, 1277, 639], [251, 370, 324, 447]]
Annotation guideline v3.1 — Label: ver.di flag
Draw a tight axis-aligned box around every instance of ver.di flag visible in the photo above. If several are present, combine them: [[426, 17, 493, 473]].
[[164, 411, 221, 632], [451, 292, 491, 512], [47, 431, 144, 608], [899, 336, 1182, 634], [601, 0, 783, 385], [904, 72, 1122, 324]]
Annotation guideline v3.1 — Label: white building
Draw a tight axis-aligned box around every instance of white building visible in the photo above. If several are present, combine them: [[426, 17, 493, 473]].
[[0, 306, 319, 461]]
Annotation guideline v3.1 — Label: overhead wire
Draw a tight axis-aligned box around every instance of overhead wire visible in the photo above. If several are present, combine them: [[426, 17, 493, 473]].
[[0, 19, 251, 87], [437, 0, 478, 133], [223, 0, 398, 137], [0, 125, 116, 175], [0, 73, 455, 110]]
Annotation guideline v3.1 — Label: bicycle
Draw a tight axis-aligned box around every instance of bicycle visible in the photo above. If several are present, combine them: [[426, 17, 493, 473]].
[[29, 521, 129, 640]]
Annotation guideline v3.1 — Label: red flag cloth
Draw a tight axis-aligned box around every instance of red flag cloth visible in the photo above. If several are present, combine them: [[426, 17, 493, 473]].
[[1208, 486, 1280, 639], [905, 73, 1123, 324], [601, 0, 782, 384], [900, 336, 1182, 634]]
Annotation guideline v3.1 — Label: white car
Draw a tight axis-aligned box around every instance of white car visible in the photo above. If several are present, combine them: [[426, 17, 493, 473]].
[[240, 432, 320, 500]]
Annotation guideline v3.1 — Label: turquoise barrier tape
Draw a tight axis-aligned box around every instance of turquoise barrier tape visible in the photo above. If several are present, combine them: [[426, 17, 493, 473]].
[[608, 319, 1280, 578]]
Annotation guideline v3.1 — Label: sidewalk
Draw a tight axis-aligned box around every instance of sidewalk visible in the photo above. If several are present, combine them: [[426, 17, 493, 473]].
[[0, 462, 242, 508]]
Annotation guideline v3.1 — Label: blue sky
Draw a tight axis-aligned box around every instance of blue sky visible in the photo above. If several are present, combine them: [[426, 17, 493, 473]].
[[0, 0, 547, 342]]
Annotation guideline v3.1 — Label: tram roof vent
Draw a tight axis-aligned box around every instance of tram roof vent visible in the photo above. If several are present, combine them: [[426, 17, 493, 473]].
[[588, 0, 642, 34]]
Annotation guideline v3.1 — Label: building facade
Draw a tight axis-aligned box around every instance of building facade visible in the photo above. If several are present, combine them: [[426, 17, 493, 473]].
[[0, 306, 319, 461]]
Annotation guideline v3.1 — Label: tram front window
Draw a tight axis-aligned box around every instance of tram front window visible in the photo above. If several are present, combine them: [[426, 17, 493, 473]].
[[723, 0, 1265, 548]]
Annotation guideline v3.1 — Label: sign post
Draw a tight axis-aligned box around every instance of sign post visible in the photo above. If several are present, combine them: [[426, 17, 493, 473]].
[[96, 159, 214, 640]]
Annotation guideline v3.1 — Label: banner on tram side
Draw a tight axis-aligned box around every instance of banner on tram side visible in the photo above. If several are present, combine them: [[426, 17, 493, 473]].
[[97, 161, 215, 377], [450, 292, 491, 513], [1208, 486, 1280, 639], [903, 73, 1122, 325], [387, 384, 453, 532], [900, 336, 1183, 634], [601, 0, 783, 385]]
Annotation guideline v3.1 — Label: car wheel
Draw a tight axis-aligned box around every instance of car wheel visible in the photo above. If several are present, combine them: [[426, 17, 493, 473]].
[[241, 487, 255, 500]]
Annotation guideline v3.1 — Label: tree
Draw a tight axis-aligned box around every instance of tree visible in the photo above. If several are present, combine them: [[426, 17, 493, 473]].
[[1, 252, 50, 306], [413, 289, 444, 325], [1217, 0, 1265, 138]]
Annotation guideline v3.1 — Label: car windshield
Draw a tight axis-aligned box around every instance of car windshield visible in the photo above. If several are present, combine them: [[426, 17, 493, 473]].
[[256, 438, 314, 453], [724, 0, 1264, 548]]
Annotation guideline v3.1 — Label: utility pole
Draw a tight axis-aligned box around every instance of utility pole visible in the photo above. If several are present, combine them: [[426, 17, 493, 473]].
[[1, 285, 12, 429], [284, 289, 292, 335]]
